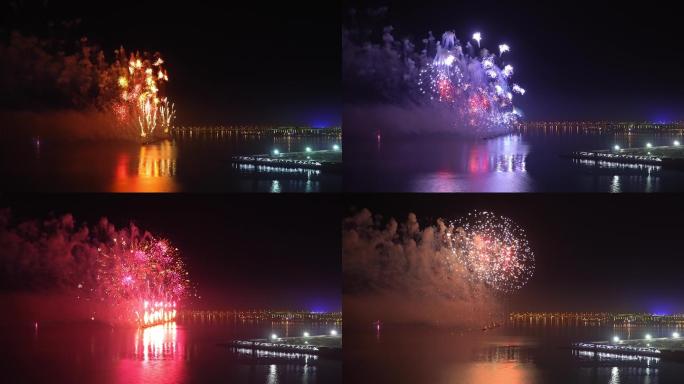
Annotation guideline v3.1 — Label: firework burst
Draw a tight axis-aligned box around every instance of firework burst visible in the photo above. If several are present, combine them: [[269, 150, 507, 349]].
[[108, 49, 175, 139], [444, 210, 534, 293], [90, 227, 189, 326], [416, 31, 524, 133]]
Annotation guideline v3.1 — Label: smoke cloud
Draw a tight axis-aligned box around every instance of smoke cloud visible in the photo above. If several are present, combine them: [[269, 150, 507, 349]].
[[0, 31, 171, 140], [343, 209, 500, 327], [0, 209, 182, 325], [343, 8, 523, 138]]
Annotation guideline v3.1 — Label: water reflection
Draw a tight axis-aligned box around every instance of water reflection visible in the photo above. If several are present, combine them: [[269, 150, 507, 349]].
[[345, 323, 684, 384], [459, 361, 537, 384], [138, 140, 177, 178], [112, 140, 179, 192], [465, 135, 528, 174], [134, 322, 180, 360], [407, 134, 533, 192], [575, 350, 659, 366], [268, 364, 278, 384], [347, 130, 684, 192], [2, 130, 341, 192], [117, 322, 185, 383]]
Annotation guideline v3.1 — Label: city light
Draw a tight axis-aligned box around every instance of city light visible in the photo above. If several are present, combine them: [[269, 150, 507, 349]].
[[645, 334, 652, 340], [613, 145, 620, 151], [303, 331, 310, 337], [271, 333, 278, 340], [272, 149, 280, 155], [674, 332, 680, 338], [646, 142, 652, 148], [330, 329, 338, 336], [675, 140, 681, 146], [612, 336, 620, 343], [333, 144, 340, 151], [305, 147, 312, 152]]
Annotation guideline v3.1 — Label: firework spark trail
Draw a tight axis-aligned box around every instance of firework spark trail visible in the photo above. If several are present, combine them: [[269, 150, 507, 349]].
[[111, 49, 175, 138], [0, 211, 190, 326], [0, 33, 176, 140], [417, 31, 524, 134], [444, 210, 534, 292], [94, 229, 188, 325]]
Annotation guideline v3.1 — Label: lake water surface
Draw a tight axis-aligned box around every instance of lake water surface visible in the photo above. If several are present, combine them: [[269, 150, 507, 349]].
[[0, 320, 341, 383], [0, 131, 341, 192], [344, 130, 684, 192], [345, 322, 684, 384]]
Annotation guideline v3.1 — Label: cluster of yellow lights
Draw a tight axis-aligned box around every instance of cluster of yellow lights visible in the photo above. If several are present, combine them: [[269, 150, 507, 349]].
[[141, 300, 177, 327]]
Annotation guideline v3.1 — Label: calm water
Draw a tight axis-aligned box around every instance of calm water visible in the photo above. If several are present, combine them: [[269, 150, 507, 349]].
[[0, 320, 341, 384], [345, 323, 684, 384], [344, 130, 684, 192], [0, 131, 341, 192]]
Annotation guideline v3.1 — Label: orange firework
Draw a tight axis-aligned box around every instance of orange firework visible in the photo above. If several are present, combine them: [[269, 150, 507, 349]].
[[110, 48, 175, 139]]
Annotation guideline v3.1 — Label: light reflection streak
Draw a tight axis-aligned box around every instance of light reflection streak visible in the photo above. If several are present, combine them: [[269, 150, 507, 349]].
[[134, 322, 179, 361], [118, 322, 185, 384], [268, 364, 278, 384], [574, 159, 661, 172], [575, 350, 660, 366], [138, 140, 177, 178], [234, 348, 318, 364], [610, 175, 621, 193], [112, 140, 179, 192], [459, 361, 535, 384]]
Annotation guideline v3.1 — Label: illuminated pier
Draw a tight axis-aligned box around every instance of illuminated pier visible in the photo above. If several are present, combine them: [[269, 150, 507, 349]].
[[222, 333, 342, 359], [572, 337, 684, 362], [232, 149, 342, 172], [567, 145, 684, 170]]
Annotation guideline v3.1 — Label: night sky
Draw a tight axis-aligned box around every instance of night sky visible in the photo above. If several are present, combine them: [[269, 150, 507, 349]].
[[346, 194, 684, 314], [1, 1, 340, 126], [0, 194, 342, 312], [344, 1, 684, 122]]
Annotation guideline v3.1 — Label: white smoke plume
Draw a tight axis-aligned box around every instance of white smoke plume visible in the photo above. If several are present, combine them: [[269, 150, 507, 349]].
[[343, 209, 501, 327]]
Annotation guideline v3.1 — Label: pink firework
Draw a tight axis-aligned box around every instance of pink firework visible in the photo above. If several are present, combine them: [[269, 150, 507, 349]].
[[94, 229, 189, 326], [445, 210, 534, 293]]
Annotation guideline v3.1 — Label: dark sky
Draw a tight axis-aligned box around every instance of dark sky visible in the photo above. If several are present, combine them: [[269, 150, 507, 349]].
[[345, 1, 684, 122], [1, 0, 340, 126], [347, 194, 684, 314], [0, 194, 342, 312]]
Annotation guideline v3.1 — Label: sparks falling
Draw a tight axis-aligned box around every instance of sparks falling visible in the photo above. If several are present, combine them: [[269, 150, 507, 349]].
[[444, 210, 534, 293], [93, 232, 189, 326], [416, 31, 525, 133], [110, 49, 176, 139]]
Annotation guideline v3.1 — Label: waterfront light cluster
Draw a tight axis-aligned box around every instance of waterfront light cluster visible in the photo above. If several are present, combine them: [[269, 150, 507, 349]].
[[511, 312, 684, 325], [179, 310, 342, 323]]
